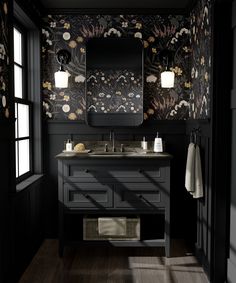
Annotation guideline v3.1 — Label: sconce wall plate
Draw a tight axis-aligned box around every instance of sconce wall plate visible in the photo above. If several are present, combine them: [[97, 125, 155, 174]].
[[56, 49, 71, 65], [55, 49, 71, 88]]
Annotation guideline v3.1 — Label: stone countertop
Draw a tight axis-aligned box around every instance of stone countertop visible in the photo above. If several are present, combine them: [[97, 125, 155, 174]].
[[56, 151, 172, 159], [56, 141, 173, 159]]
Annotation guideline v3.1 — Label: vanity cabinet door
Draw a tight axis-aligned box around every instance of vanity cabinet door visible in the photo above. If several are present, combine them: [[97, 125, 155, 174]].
[[108, 166, 165, 182], [64, 183, 113, 208], [115, 183, 165, 210]]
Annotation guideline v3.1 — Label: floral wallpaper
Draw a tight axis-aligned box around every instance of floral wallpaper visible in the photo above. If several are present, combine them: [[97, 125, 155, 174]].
[[87, 70, 143, 113], [190, 0, 212, 119], [0, 1, 9, 119], [42, 15, 191, 121]]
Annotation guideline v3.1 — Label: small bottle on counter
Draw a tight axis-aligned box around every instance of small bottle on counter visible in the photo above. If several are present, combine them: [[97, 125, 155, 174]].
[[65, 139, 73, 151], [153, 132, 163, 153], [141, 136, 148, 150]]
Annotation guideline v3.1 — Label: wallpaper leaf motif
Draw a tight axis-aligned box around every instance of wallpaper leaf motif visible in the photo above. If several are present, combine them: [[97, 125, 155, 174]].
[[42, 14, 191, 121], [190, 0, 212, 119], [42, 8, 211, 121], [0, 1, 9, 119]]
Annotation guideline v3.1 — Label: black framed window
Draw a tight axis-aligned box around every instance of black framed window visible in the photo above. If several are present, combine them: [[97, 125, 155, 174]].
[[13, 25, 32, 181]]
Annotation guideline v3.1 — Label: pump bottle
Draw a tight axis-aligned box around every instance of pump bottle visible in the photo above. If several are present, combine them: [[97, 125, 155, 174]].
[[153, 132, 163, 153]]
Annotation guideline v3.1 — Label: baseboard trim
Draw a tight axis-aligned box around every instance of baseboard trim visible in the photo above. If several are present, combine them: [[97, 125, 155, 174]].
[[227, 258, 236, 283], [195, 244, 210, 282]]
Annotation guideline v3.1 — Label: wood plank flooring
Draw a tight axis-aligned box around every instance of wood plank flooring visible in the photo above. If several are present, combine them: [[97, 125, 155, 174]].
[[18, 239, 209, 283]]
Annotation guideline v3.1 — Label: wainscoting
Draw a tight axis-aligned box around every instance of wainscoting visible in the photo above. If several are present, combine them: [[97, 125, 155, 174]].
[[186, 120, 212, 277]]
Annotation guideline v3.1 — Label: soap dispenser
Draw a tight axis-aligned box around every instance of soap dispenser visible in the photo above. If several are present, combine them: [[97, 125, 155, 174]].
[[153, 132, 163, 153], [65, 139, 73, 151]]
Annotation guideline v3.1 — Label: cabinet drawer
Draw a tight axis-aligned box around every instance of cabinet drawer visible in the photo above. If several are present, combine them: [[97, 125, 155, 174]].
[[64, 165, 105, 179], [109, 167, 165, 181], [115, 183, 163, 209], [64, 183, 113, 208], [63, 163, 165, 183]]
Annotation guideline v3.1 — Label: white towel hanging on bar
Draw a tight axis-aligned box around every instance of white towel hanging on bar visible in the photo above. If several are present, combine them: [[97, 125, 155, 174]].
[[185, 143, 203, 198], [190, 145, 203, 198], [185, 142, 196, 192]]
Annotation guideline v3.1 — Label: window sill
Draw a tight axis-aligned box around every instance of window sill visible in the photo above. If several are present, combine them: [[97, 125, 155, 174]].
[[16, 174, 44, 193]]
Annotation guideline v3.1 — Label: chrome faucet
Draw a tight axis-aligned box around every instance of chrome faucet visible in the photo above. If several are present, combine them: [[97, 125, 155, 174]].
[[110, 130, 115, 152]]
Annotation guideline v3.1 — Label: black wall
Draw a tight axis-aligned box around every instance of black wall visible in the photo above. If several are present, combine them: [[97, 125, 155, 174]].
[[228, 1, 236, 282], [0, 1, 45, 282], [186, 119, 212, 277], [0, 122, 12, 283]]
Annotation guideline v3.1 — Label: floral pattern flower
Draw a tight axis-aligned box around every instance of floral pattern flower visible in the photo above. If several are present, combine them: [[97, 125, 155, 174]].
[[135, 22, 142, 29], [63, 32, 71, 40], [64, 22, 70, 29], [75, 74, 86, 83], [134, 32, 142, 39], [146, 75, 157, 83], [104, 28, 121, 37], [68, 40, 77, 48], [68, 112, 77, 120], [74, 37, 82, 45], [50, 22, 56, 28], [43, 81, 52, 90], [170, 66, 183, 76]]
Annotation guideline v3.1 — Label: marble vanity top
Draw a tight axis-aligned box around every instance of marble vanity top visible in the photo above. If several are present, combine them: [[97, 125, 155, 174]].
[[56, 141, 172, 159]]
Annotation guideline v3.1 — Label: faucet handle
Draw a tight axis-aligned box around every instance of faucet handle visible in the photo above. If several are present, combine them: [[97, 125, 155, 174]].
[[104, 143, 108, 152], [109, 130, 113, 141]]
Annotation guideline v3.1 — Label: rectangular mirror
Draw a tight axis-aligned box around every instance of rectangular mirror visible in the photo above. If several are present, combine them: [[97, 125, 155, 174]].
[[86, 38, 143, 127]]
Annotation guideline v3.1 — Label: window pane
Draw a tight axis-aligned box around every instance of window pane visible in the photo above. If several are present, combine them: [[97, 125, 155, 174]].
[[14, 27, 22, 65], [18, 103, 29, 138], [19, 139, 30, 176], [15, 141, 19, 178], [14, 65, 23, 98], [15, 103, 18, 138]]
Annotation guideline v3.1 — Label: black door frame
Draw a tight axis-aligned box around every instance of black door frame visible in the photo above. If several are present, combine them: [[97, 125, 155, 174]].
[[211, 0, 232, 282]]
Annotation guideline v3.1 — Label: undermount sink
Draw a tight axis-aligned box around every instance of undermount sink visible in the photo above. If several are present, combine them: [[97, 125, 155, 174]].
[[90, 151, 137, 156]]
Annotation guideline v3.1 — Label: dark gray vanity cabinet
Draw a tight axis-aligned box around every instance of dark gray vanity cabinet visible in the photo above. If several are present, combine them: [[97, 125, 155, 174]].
[[57, 155, 171, 257]]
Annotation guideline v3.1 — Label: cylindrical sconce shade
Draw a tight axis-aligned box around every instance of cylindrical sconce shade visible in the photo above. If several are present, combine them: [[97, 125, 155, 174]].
[[161, 71, 175, 88], [54, 71, 69, 88]]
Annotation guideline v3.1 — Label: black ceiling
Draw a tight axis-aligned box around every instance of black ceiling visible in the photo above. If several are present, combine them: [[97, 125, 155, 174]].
[[39, 0, 196, 10]]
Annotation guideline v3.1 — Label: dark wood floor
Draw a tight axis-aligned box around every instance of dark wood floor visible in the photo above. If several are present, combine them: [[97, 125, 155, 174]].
[[18, 239, 209, 283]]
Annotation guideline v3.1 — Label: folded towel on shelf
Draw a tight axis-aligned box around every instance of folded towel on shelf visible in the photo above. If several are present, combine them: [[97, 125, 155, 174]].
[[98, 217, 127, 236], [191, 145, 203, 199], [185, 143, 196, 192]]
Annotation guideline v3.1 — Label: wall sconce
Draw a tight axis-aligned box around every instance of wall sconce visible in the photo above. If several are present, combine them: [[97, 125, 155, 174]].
[[54, 49, 71, 88], [160, 50, 175, 88]]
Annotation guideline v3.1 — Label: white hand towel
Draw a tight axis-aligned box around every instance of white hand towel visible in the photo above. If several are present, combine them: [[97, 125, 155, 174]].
[[191, 145, 203, 198], [185, 143, 196, 192]]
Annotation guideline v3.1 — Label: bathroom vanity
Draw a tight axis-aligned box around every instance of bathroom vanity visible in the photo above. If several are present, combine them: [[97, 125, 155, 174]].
[[56, 150, 172, 257]]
